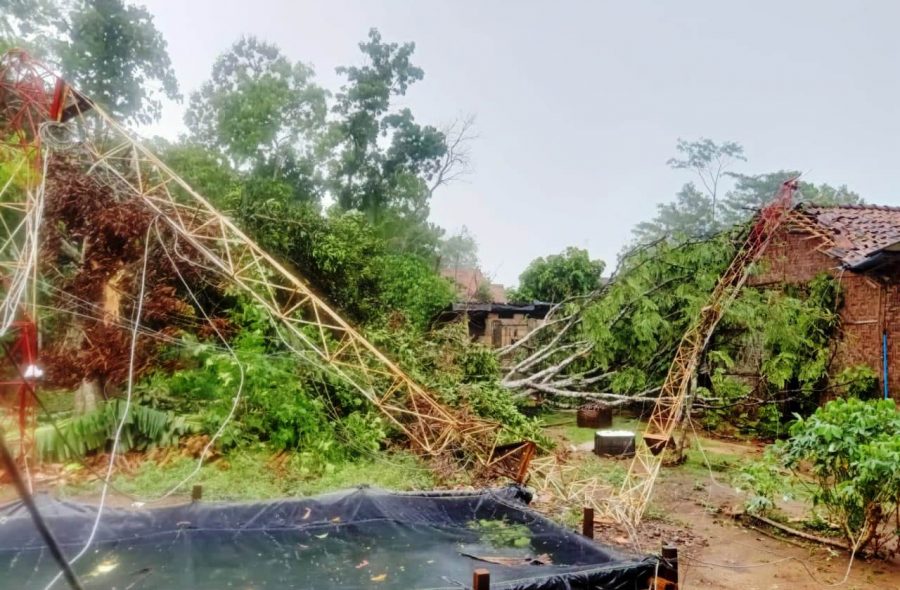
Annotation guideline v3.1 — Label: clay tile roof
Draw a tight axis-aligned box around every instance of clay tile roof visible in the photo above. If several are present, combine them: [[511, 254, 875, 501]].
[[439, 267, 508, 303], [798, 203, 900, 267]]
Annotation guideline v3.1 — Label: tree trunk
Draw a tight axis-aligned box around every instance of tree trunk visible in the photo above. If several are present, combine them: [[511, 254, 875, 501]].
[[74, 378, 100, 415]]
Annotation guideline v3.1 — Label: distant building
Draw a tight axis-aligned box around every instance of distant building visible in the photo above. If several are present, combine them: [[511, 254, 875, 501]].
[[439, 302, 553, 348], [440, 266, 507, 303], [752, 203, 900, 396], [439, 266, 551, 347]]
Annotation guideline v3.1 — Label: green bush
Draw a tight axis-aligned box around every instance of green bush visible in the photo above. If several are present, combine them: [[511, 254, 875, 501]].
[[35, 400, 197, 461], [733, 449, 791, 515], [836, 364, 879, 398], [784, 398, 900, 553]]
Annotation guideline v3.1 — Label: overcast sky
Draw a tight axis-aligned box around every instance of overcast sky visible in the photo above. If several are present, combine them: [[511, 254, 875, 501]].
[[140, 0, 900, 285]]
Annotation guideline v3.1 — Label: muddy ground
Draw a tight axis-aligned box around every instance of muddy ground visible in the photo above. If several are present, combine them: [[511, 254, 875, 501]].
[[552, 428, 900, 590]]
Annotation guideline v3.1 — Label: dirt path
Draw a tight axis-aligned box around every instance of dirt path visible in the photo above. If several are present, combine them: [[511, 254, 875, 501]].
[[568, 433, 900, 590]]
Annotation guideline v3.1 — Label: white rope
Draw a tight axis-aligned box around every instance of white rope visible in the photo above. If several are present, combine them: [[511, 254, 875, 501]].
[[43, 221, 154, 590], [0, 147, 48, 339], [140, 222, 245, 503]]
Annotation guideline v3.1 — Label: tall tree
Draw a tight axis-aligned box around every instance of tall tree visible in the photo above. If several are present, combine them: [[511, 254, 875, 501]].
[[185, 37, 326, 175], [0, 0, 66, 55], [635, 139, 863, 243], [632, 183, 717, 243], [1, 0, 179, 125], [60, 0, 179, 125], [721, 170, 863, 224], [439, 225, 479, 270], [667, 138, 746, 224], [327, 28, 448, 221]]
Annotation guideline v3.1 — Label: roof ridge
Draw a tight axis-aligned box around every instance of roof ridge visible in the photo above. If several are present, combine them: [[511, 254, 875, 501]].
[[803, 202, 900, 212]]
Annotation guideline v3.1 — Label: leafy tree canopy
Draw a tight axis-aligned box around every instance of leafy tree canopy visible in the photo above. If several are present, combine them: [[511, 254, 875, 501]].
[[327, 28, 448, 221], [185, 36, 326, 172], [635, 139, 864, 243], [439, 226, 479, 270], [513, 247, 605, 303], [1, 0, 179, 125]]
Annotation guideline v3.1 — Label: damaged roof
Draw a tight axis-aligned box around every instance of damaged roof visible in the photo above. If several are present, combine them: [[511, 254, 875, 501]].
[[794, 203, 900, 269]]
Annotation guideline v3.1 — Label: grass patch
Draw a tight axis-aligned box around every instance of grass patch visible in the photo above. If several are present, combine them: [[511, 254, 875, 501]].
[[681, 447, 742, 475], [60, 450, 436, 502], [542, 410, 644, 447]]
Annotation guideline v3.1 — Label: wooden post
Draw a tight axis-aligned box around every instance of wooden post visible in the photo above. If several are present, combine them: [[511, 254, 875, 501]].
[[472, 568, 490, 590], [582, 507, 594, 539], [191, 484, 203, 502], [656, 542, 678, 590]]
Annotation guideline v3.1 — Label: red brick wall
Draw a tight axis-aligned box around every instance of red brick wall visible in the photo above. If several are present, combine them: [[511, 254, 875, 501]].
[[750, 228, 893, 394], [750, 230, 840, 285], [834, 275, 884, 391]]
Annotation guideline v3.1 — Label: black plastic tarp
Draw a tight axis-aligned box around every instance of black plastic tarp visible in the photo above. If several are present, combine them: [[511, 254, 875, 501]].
[[0, 486, 656, 589]]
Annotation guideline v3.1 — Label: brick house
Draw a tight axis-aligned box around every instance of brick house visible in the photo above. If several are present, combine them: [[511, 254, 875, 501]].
[[438, 267, 551, 347], [440, 266, 507, 303], [752, 203, 900, 395], [439, 302, 552, 348]]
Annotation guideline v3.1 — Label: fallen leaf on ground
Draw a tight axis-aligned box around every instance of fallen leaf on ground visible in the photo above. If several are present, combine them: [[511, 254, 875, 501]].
[[370, 573, 387, 582]]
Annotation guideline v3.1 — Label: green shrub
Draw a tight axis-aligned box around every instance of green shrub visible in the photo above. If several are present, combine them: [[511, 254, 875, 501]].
[[733, 449, 791, 515], [784, 398, 900, 553], [35, 400, 197, 461], [836, 364, 879, 399]]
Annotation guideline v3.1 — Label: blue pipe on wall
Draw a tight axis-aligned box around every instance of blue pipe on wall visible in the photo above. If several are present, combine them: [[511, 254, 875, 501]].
[[884, 332, 889, 400]]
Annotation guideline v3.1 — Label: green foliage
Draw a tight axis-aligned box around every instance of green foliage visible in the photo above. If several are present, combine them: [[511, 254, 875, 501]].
[[705, 273, 842, 435], [0, 0, 64, 53], [2, 0, 179, 124], [165, 28, 460, 330], [468, 518, 532, 549], [784, 398, 900, 551], [633, 183, 718, 243], [137, 300, 391, 470], [582, 234, 736, 393], [514, 247, 605, 303], [142, 331, 346, 468], [730, 274, 839, 392], [836, 364, 879, 399], [733, 449, 791, 515], [439, 226, 479, 270], [151, 139, 242, 209], [377, 253, 454, 329], [234, 200, 451, 327], [634, 138, 863, 242], [185, 37, 326, 173], [722, 171, 863, 225], [579, 228, 851, 436], [327, 28, 446, 220], [473, 281, 494, 303], [35, 399, 196, 461], [61, 0, 179, 124], [368, 321, 546, 445]]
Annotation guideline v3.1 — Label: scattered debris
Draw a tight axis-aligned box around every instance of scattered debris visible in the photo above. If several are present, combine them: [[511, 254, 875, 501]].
[[460, 552, 553, 566]]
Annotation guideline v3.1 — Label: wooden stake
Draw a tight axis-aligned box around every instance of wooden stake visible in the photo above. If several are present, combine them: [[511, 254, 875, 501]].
[[191, 484, 202, 502], [472, 568, 490, 590], [582, 506, 594, 539], [657, 542, 678, 590]]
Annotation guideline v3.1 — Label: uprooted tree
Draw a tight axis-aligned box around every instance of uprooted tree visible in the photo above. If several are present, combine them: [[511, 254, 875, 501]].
[[501, 225, 871, 437]]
